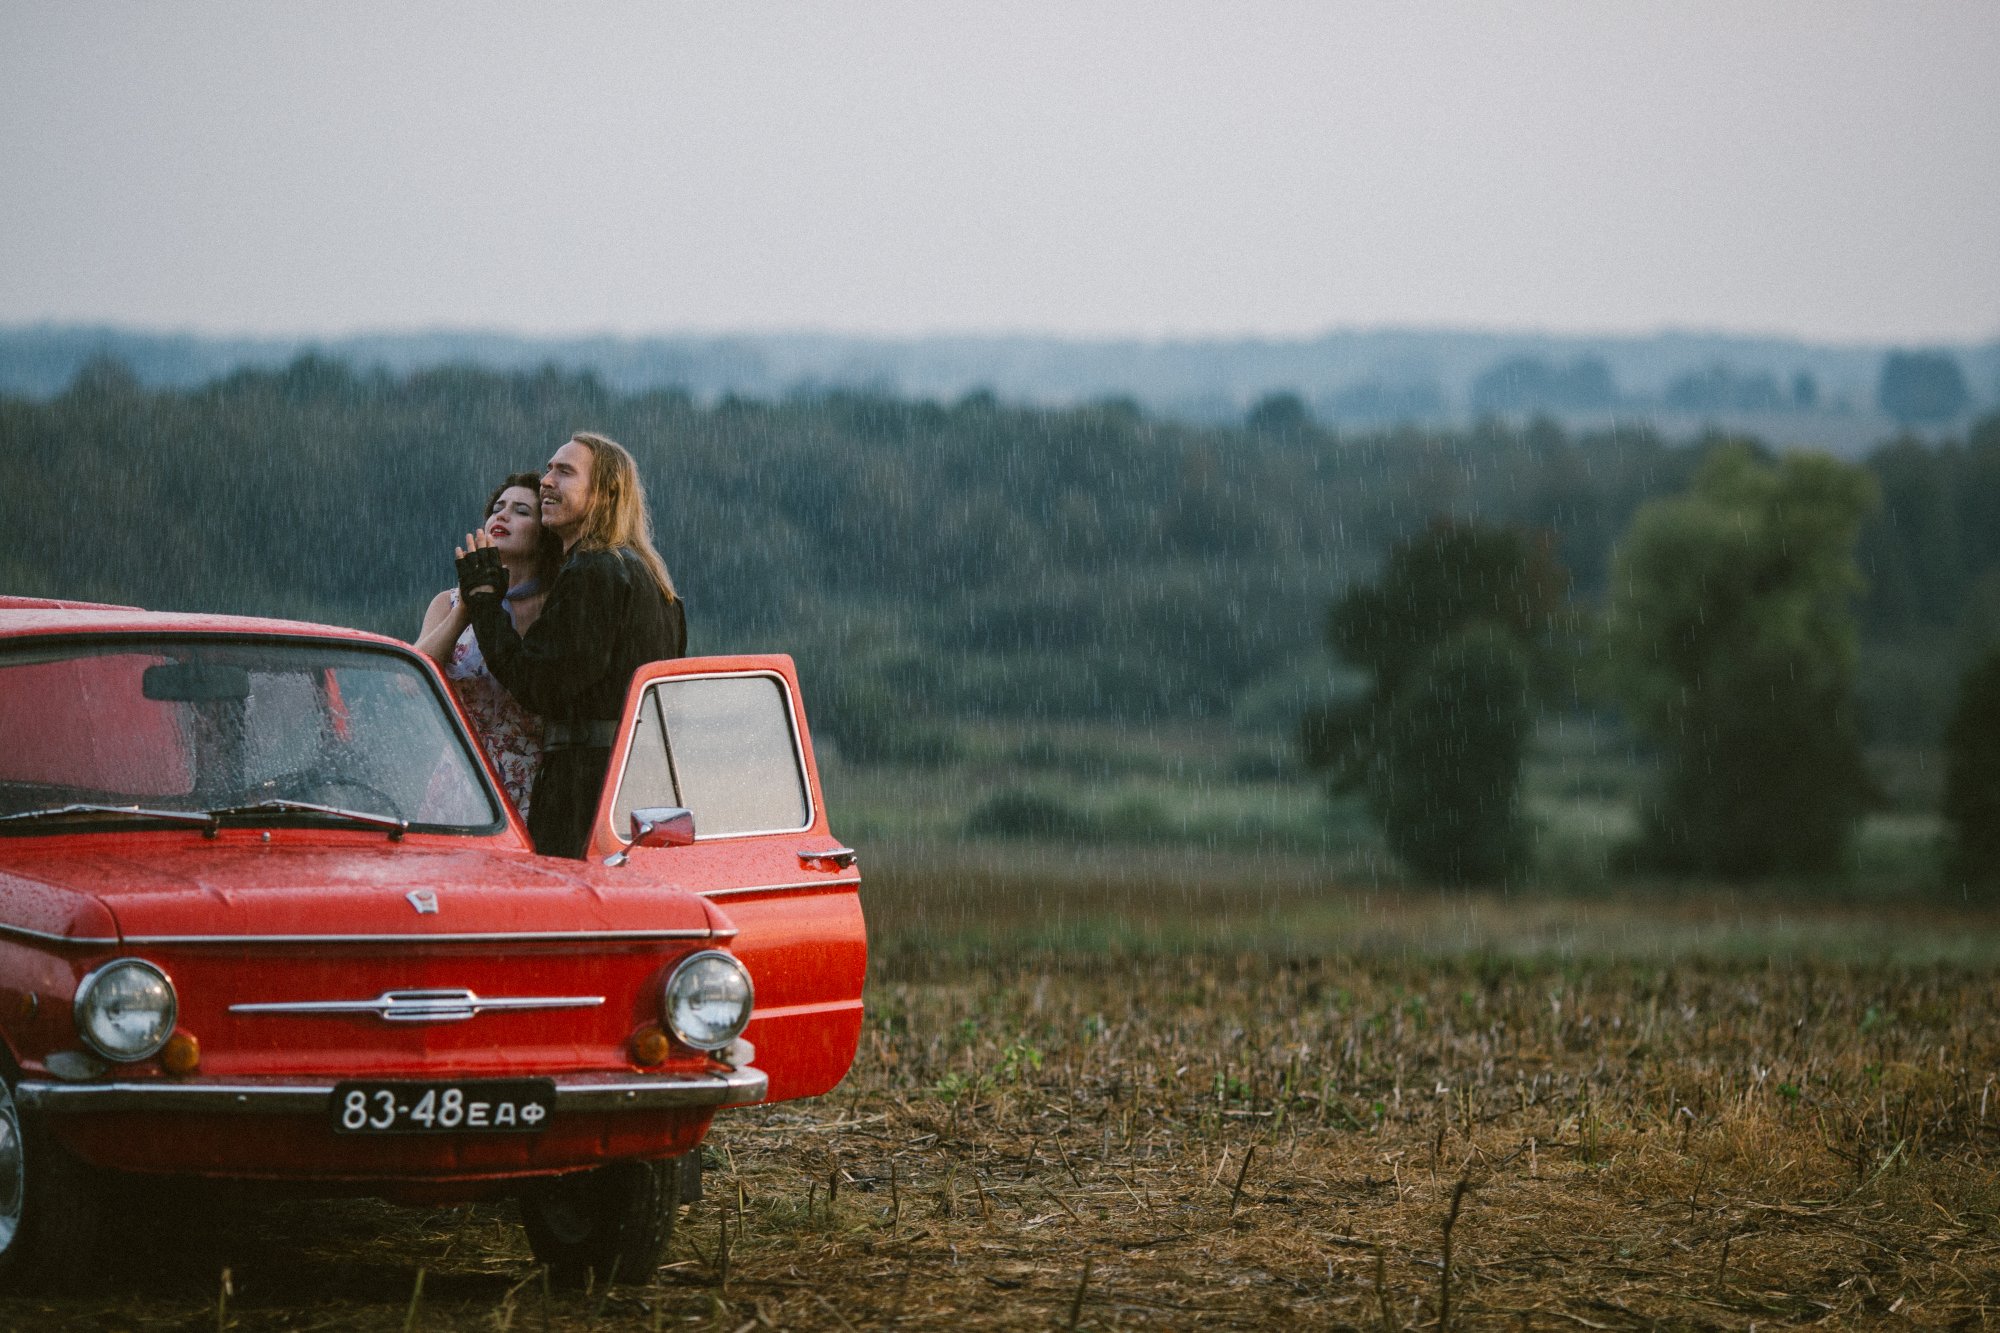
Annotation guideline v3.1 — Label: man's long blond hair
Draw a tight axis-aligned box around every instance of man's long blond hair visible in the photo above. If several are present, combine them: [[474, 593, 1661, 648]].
[[565, 431, 678, 601]]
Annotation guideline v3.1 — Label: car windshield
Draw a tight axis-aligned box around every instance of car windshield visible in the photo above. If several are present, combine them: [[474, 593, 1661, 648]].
[[0, 636, 501, 833]]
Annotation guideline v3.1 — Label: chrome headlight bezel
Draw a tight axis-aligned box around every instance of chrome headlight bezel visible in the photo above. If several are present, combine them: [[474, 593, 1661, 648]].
[[72, 958, 178, 1062], [661, 950, 753, 1052]]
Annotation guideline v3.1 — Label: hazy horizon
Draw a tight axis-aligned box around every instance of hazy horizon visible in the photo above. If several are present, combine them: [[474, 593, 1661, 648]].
[[6, 3, 1997, 345]]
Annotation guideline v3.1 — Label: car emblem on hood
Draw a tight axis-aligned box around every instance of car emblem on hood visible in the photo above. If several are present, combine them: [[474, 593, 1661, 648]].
[[407, 889, 439, 915]]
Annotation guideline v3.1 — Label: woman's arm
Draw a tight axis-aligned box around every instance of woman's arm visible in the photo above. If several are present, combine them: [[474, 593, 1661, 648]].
[[413, 589, 468, 665]]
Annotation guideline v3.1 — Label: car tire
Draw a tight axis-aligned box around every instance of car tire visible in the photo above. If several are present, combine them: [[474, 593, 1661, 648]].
[[0, 1076, 101, 1292], [519, 1157, 682, 1288]]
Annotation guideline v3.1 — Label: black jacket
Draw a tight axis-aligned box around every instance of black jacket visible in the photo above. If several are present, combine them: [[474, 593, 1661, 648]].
[[467, 546, 685, 725], [466, 545, 685, 856]]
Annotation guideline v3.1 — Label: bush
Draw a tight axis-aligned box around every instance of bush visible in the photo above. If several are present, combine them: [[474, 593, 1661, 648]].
[[814, 673, 963, 767], [838, 722, 964, 768], [1100, 795, 1171, 841], [963, 788, 1093, 841]]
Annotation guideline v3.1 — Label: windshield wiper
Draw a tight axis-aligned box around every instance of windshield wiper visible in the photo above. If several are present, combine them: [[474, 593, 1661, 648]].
[[205, 799, 408, 839], [0, 803, 218, 831]]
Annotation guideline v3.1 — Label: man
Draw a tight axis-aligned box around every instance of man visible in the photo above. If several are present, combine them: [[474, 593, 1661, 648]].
[[457, 431, 685, 857]]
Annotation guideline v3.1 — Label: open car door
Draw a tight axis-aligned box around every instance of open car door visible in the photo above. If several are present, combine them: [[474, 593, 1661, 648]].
[[588, 655, 865, 1103]]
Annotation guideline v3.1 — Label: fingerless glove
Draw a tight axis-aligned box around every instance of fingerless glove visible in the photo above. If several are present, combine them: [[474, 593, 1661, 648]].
[[456, 547, 506, 602]]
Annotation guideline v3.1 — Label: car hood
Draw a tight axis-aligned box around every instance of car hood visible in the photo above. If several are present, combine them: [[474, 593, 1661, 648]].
[[0, 838, 727, 944]]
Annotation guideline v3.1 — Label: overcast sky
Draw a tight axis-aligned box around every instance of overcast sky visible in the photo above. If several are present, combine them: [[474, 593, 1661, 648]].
[[3, 2, 1995, 343]]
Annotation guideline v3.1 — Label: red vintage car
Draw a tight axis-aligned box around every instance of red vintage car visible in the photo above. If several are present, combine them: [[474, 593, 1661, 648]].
[[0, 595, 864, 1289]]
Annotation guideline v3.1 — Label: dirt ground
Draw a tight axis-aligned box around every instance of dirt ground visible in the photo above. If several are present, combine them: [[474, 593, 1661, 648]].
[[9, 871, 2000, 1330]]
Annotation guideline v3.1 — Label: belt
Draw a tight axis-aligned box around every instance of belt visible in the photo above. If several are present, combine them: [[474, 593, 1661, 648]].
[[544, 719, 618, 749]]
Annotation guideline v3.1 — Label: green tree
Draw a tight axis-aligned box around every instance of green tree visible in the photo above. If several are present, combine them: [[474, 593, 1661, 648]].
[[1604, 444, 1877, 876], [1301, 518, 1569, 883], [1941, 650, 2000, 895]]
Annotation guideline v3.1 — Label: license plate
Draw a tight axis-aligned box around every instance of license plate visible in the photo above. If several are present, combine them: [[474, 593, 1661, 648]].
[[332, 1079, 556, 1134]]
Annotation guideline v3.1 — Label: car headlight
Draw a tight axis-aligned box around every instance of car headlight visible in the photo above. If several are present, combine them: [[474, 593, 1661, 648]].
[[73, 959, 178, 1062], [662, 951, 752, 1051]]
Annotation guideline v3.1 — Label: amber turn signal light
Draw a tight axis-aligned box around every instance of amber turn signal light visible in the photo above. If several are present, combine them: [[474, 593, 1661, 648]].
[[160, 1031, 200, 1076], [629, 1025, 671, 1066]]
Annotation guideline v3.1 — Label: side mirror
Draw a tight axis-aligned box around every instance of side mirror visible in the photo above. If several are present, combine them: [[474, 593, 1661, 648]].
[[604, 806, 695, 867], [631, 806, 696, 848]]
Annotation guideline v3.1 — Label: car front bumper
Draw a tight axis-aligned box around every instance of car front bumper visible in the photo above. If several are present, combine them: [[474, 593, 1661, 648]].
[[15, 1065, 768, 1115]]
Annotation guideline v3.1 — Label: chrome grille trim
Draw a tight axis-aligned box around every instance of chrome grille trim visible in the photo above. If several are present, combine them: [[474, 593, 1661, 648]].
[[230, 988, 605, 1023]]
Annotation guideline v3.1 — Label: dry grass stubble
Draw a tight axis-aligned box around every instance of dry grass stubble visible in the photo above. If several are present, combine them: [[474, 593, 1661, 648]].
[[704, 952, 2000, 1329], [7, 869, 1998, 1329]]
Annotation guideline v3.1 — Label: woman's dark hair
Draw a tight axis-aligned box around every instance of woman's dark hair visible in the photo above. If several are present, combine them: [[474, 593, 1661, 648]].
[[485, 472, 563, 587]]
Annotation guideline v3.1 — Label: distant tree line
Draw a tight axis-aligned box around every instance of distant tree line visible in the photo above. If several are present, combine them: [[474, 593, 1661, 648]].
[[1470, 356, 1620, 414], [1661, 364, 1815, 414], [1, 354, 1997, 755], [6, 326, 1984, 427], [1259, 347, 1980, 426]]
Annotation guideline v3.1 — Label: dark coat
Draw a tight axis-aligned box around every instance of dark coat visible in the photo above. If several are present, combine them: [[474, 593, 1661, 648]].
[[468, 546, 685, 857]]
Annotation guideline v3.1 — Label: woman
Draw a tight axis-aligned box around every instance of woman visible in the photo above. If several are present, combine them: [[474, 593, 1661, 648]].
[[416, 473, 562, 817]]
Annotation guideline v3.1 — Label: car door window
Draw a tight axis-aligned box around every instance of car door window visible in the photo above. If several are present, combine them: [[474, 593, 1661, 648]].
[[612, 674, 811, 838]]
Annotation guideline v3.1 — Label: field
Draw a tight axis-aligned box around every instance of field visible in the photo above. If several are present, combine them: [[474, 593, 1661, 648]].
[[820, 716, 1959, 897], [11, 842, 1999, 1332]]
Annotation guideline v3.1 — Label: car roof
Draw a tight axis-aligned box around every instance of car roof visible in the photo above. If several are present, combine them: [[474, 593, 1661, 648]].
[[0, 595, 408, 650]]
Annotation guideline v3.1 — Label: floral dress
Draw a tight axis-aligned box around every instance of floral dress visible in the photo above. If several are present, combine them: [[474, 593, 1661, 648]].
[[443, 590, 543, 818]]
